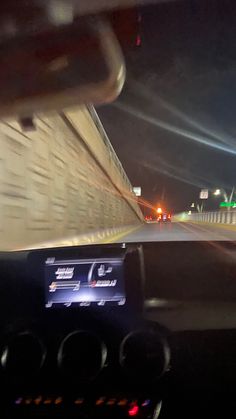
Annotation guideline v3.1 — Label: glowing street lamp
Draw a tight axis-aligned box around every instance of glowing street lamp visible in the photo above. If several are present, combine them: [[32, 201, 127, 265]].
[[156, 207, 162, 214], [213, 187, 235, 204]]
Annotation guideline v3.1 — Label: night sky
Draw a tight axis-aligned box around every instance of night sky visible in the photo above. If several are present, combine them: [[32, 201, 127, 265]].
[[98, 0, 236, 214]]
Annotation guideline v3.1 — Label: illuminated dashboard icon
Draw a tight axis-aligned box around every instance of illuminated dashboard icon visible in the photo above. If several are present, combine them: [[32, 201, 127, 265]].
[[46, 257, 55, 264], [141, 399, 150, 407], [74, 398, 84, 405], [107, 398, 116, 406], [43, 398, 52, 405], [49, 282, 56, 292], [118, 399, 128, 406], [45, 256, 125, 308], [54, 397, 63, 405], [14, 397, 23, 405], [98, 264, 113, 277], [96, 397, 105, 406], [55, 267, 74, 279], [34, 396, 42, 405], [49, 281, 80, 292]]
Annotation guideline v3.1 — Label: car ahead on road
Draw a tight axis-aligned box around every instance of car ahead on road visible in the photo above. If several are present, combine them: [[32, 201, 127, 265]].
[[158, 213, 171, 222], [145, 215, 155, 222]]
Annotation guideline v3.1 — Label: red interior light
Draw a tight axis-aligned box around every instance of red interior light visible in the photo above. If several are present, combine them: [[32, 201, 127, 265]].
[[136, 35, 141, 46], [128, 404, 139, 416]]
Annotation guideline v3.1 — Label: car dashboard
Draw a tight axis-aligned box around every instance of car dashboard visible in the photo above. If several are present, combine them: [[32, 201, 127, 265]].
[[1, 241, 236, 418]]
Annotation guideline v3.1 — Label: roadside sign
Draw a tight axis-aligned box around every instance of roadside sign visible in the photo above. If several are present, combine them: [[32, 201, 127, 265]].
[[133, 186, 141, 196], [220, 201, 236, 208], [199, 189, 208, 199]]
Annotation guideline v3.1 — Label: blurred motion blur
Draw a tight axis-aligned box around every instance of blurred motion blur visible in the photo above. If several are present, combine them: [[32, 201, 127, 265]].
[[1, 0, 236, 248], [0, 107, 142, 250]]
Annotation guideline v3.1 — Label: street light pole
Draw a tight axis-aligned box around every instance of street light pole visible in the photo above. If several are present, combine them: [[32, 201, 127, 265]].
[[213, 187, 235, 203], [229, 187, 235, 203], [196, 203, 203, 213]]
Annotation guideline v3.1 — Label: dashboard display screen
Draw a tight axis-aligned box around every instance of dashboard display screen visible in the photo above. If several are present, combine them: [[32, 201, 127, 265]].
[[45, 256, 125, 308]]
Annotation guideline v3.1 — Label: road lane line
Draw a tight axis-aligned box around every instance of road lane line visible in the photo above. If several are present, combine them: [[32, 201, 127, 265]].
[[102, 225, 142, 244], [178, 222, 236, 255], [186, 221, 236, 240], [189, 221, 236, 232], [177, 221, 209, 239]]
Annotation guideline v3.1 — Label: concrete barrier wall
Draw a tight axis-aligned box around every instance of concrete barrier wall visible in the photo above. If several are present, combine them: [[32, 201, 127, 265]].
[[0, 106, 142, 250], [180, 210, 236, 225]]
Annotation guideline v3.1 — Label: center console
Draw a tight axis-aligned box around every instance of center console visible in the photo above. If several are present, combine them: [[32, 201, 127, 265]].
[[0, 243, 170, 418]]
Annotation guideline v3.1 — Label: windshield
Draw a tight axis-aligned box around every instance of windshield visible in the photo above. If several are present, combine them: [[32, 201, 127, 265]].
[[1, 0, 236, 250]]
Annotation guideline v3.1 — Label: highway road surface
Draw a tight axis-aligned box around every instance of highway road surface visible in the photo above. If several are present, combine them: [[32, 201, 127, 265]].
[[118, 221, 236, 242], [117, 221, 236, 305]]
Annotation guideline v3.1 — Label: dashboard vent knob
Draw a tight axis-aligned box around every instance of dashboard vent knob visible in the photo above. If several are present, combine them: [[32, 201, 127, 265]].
[[58, 330, 107, 381], [120, 330, 170, 380], [1, 332, 46, 376]]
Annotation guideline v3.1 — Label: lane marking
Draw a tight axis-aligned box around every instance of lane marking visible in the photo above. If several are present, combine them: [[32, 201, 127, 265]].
[[177, 221, 207, 240], [178, 221, 236, 245], [187, 221, 232, 241], [188, 221, 236, 232], [102, 225, 142, 244], [180, 221, 236, 255]]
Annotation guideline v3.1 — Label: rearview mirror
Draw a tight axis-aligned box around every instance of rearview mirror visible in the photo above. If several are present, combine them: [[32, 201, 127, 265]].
[[0, 17, 125, 117]]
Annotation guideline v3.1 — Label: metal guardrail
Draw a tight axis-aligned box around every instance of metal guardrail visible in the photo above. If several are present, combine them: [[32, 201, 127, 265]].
[[87, 105, 133, 193], [188, 210, 236, 225]]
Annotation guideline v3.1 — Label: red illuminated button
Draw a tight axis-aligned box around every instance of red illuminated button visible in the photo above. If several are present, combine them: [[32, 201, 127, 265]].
[[136, 35, 141, 46], [128, 404, 139, 416]]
